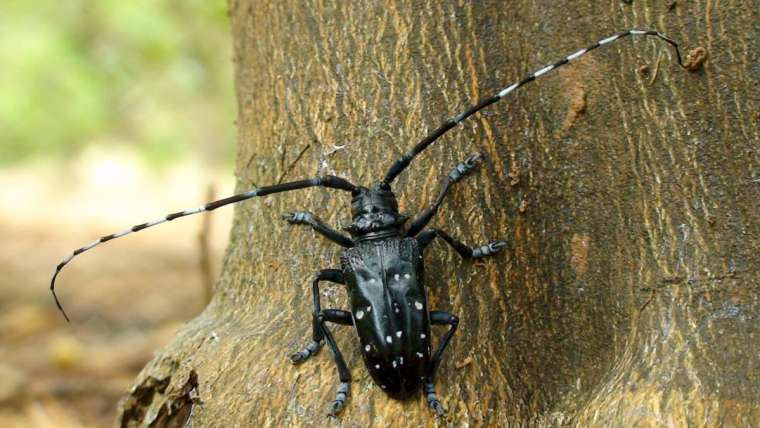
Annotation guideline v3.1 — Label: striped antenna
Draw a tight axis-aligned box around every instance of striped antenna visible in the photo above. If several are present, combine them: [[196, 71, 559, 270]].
[[383, 29, 686, 184], [51, 176, 356, 321]]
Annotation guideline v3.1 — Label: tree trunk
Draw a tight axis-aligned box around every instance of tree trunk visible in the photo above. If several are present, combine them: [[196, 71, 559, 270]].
[[116, 1, 759, 426]]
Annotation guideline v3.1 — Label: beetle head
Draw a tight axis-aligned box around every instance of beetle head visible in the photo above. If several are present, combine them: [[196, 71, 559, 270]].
[[344, 182, 407, 237]]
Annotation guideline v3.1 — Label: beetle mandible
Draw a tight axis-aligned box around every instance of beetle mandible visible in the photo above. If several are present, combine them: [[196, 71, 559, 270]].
[[50, 30, 686, 416]]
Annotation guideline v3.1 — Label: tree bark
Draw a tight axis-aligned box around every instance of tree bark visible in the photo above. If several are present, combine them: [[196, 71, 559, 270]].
[[117, 1, 759, 426]]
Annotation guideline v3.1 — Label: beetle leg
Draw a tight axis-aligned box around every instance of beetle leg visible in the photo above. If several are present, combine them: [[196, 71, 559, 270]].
[[317, 310, 354, 417], [290, 269, 344, 364], [423, 310, 460, 416], [428, 311, 460, 377], [282, 211, 354, 248], [406, 154, 483, 237], [417, 228, 507, 259], [424, 382, 445, 417]]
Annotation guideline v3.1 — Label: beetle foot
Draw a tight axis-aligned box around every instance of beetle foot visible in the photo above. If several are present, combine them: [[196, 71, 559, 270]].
[[289, 340, 323, 365], [424, 382, 446, 417], [448, 153, 484, 182], [472, 240, 508, 258], [327, 382, 350, 417], [430, 400, 445, 417], [282, 211, 314, 225]]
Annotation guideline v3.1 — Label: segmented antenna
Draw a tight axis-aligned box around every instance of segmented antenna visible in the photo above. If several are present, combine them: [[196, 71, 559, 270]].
[[383, 29, 686, 184], [51, 176, 356, 321]]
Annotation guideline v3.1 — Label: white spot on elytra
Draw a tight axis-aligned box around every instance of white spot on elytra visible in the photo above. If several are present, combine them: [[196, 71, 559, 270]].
[[386, 336, 392, 344], [420, 333, 426, 339], [369, 278, 376, 283], [392, 360, 397, 368], [375, 364, 380, 369], [365, 344, 371, 352], [395, 331, 403, 338], [366, 305, 372, 312], [400, 357, 404, 365], [416, 352, 424, 358], [394, 274, 400, 281], [355, 310, 364, 319], [414, 301, 423, 310], [381, 385, 386, 389], [394, 307, 400, 313], [404, 273, 411, 279]]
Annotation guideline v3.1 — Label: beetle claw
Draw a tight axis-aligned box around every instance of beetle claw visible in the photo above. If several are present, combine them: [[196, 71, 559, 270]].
[[430, 400, 445, 417], [282, 211, 313, 224], [289, 351, 308, 364], [424, 382, 446, 417], [472, 240, 509, 258], [327, 400, 344, 417], [489, 240, 508, 252], [463, 152, 484, 168], [449, 153, 484, 182], [289, 340, 322, 364], [327, 382, 350, 417]]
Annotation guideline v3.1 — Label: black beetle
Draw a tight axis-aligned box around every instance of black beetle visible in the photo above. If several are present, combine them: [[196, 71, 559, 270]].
[[50, 30, 685, 416], [283, 158, 506, 416]]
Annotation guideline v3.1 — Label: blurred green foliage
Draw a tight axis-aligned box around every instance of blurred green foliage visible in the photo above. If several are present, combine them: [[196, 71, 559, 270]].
[[0, 0, 235, 167]]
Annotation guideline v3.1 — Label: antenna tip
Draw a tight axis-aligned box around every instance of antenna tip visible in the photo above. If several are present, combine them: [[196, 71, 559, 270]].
[[51, 273, 71, 322], [52, 290, 72, 322]]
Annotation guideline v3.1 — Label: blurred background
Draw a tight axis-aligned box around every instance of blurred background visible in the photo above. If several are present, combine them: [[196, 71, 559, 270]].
[[0, 1, 236, 426]]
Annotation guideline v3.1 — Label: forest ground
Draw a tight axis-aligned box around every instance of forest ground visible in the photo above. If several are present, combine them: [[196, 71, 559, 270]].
[[0, 159, 232, 428]]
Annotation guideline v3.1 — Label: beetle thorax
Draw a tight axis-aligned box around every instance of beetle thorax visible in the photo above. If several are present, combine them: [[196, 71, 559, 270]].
[[344, 182, 407, 240]]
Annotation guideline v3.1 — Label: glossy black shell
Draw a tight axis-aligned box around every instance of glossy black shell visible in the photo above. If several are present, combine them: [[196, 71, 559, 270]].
[[341, 237, 431, 399]]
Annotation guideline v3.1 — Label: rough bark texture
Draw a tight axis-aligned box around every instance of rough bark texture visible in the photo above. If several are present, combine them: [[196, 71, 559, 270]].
[[116, 1, 759, 427]]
